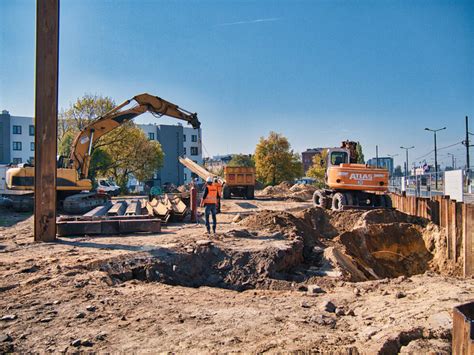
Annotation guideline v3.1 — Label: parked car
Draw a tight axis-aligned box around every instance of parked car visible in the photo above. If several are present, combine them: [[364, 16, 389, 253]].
[[96, 178, 120, 196]]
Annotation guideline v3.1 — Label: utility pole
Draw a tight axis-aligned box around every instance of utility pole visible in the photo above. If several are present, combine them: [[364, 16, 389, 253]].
[[375, 145, 379, 168], [400, 146, 414, 178], [463, 116, 473, 172], [447, 153, 455, 170], [425, 126, 446, 190], [34, 0, 59, 242]]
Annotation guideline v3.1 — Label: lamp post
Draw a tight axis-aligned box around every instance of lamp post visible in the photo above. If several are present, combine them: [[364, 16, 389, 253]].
[[425, 127, 446, 189], [400, 146, 414, 178]]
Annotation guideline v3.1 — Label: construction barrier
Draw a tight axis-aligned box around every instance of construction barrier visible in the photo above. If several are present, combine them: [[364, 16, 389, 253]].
[[390, 193, 474, 278]]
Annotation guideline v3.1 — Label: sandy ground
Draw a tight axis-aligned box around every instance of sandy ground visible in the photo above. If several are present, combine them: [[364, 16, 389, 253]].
[[0, 197, 473, 353]]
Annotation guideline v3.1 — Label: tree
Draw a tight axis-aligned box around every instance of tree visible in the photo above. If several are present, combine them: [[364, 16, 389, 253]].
[[254, 132, 303, 185], [306, 149, 328, 187], [356, 142, 365, 164], [228, 154, 255, 167], [95, 123, 164, 191]]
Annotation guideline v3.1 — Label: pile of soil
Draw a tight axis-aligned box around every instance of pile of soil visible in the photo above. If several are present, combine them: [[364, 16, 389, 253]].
[[258, 182, 316, 201], [238, 210, 320, 250]]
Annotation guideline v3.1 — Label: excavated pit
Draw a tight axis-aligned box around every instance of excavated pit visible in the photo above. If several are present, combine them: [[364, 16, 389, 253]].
[[87, 207, 453, 290], [90, 238, 306, 291]]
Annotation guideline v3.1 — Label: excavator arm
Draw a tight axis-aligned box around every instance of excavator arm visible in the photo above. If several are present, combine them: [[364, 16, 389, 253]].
[[70, 93, 200, 179]]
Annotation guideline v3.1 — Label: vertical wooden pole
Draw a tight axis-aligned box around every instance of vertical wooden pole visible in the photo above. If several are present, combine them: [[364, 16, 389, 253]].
[[34, 0, 59, 242]]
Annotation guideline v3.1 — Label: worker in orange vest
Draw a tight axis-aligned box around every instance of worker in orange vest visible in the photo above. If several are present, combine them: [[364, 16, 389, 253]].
[[201, 176, 220, 234], [213, 177, 223, 214]]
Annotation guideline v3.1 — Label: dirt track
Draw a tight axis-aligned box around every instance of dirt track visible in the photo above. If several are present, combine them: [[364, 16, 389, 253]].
[[0, 197, 473, 353]]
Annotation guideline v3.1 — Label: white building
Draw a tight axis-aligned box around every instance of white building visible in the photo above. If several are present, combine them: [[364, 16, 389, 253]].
[[182, 126, 203, 184], [0, 110, 35, 165]]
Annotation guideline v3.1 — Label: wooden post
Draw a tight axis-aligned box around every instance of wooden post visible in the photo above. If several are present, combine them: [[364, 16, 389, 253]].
[[463, 205, 474, 277], [34, 0, 59, 242]]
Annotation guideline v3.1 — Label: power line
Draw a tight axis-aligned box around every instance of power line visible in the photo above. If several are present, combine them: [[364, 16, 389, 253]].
[[414, 141, 462, 160]]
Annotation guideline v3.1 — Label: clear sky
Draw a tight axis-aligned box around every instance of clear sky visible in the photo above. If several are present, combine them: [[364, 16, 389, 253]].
[[1, 0, 473, 169]]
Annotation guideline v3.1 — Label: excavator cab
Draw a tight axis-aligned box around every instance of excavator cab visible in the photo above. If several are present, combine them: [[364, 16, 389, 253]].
[[327, 149, 350, 167]]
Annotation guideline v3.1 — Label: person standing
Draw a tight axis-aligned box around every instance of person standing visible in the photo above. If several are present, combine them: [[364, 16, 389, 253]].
[[213, 177, 223, 214], [201, 176, 220, 234]]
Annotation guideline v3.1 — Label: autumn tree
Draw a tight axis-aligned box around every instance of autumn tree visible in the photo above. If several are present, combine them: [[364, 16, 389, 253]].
[[254, 132, 303, 185], [306, 149, 328, 187], [228, 154, 255, 167], [97, 123, 164, 191]]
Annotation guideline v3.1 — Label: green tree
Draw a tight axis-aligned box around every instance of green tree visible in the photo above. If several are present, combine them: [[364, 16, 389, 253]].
[[228, 154, 255, 167], [306, 150, 328, 187], [356, 142, 365, 164], [254, 131, 303, 185], [98, 123, 164, 191]]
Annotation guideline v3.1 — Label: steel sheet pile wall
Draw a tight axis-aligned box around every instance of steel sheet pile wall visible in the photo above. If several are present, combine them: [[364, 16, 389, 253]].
[[390, 193, 474, 277]]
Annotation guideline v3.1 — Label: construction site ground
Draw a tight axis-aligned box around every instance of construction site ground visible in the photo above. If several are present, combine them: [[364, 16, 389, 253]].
[[0, 195, 473, 353]]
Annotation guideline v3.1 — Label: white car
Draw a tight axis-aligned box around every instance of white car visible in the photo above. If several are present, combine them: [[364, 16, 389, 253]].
[[97, 179, 120, 196]]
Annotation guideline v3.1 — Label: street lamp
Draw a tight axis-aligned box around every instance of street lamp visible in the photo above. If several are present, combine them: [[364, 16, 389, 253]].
[[400, 146, 415, 178], [425, 127, 446, 189]]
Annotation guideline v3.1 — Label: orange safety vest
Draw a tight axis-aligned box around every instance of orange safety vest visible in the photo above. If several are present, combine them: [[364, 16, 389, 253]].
[[214, 182, 222, 197], [203, 184, 218, 205]]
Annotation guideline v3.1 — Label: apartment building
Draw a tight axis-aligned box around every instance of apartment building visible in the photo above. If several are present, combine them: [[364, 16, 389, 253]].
[[0, 110, 35, 165]]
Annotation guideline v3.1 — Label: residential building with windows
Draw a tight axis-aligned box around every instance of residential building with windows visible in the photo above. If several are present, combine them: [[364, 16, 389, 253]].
[[137, 123, 202, 187], [182, 126, 203, 183], [0, 110, 35, 165]]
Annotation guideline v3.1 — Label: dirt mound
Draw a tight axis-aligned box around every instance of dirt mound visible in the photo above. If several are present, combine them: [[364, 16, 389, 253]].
[[258, 182, 315, 200], [328, 223, 432, 281], [296, 207, 365, 238], [239, 210, 320, 249]]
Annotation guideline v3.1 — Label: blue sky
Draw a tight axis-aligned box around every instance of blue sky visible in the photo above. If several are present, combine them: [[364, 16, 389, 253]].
[[1, 0, 473, 169]]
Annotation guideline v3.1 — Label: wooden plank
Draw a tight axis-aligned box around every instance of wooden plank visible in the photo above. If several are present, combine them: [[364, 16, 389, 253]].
[[464, 205, 474, 277], [452, 302, 474, 354], [455, 202, 463, 262], [34, 0, 59, 242]]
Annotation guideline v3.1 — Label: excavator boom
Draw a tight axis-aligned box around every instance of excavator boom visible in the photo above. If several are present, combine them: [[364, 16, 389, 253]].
[[70, 93, 200, 179]]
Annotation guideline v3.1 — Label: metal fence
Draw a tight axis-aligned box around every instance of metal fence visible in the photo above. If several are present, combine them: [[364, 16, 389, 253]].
[[389, 169, 474, 201]]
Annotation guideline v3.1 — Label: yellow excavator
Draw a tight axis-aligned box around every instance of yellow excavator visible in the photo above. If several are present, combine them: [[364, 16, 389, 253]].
[[5, 93, 200, 213]]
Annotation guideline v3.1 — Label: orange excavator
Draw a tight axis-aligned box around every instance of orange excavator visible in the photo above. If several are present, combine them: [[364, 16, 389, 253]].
[[312, 141, 391, 210], [5, 93, 200, 212]]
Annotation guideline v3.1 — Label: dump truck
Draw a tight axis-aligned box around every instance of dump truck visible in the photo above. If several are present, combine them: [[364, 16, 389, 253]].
[[178, 157, 256, 199], [5, 93, 200, 213], [222, 166, 256, 199], [313, 140, 391, 210]]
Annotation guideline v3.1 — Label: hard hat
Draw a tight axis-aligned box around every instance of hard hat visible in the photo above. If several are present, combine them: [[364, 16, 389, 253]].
[[206, 176, 213, 183]]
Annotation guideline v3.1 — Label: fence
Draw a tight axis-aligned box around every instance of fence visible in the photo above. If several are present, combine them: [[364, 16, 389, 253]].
[[390, 193, 474, 277]]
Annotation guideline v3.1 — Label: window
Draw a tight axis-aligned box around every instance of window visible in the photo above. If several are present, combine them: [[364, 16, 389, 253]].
[[330, 151, 348, 166], [29, 157, 34, 164], [183, 134, 186, 142], [184, 173, 187, 181], [12, 158, 22, 164], [190, 147, 198, 156], [30, 142, 35, 151], [13, 142, 22, 151], [29, 125, 34, 136], [148, 132, 155, 140], [13, 125, 22, 134], [191, 135, 197, 142], [183, 147, 186, 155]]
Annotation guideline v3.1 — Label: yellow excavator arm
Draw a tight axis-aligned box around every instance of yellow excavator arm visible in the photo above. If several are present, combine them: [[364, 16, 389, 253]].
[[70, 93, 201, 179]]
